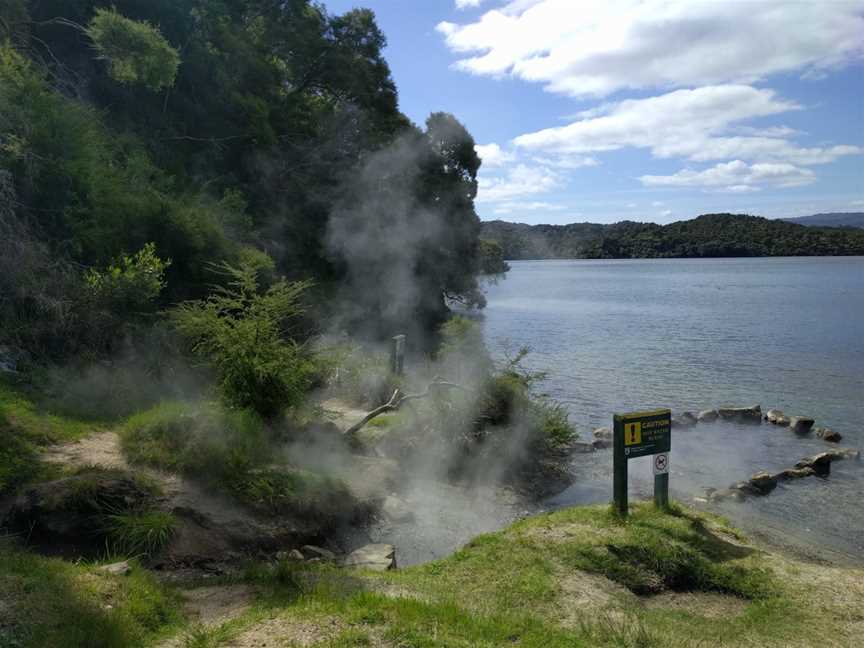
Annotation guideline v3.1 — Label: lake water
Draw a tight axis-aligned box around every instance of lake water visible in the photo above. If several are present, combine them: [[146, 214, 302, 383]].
[[481, 257, 864, 563]]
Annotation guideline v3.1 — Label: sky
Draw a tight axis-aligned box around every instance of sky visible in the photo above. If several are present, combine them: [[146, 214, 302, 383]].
[[325, 0, 864, 225]]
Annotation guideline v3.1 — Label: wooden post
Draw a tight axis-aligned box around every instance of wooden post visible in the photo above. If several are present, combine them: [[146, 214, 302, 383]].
[[390, 334, 406, 376], [613, 414, 628, 517], [654, 473, 669, 509]]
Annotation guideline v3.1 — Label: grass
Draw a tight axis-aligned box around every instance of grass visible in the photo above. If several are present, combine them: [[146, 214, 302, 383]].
[[0, 542, 181, 648], [6, 501, 859, 647], [176, 502, 856, 648], [0, 379, 96, 497], [106, 510, 176, 557], [121, 401, 359, 520]]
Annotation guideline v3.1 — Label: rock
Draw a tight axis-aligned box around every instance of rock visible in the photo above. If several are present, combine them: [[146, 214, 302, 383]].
[[815, 427, 842, 443], [300, 545, 336, 561], [382, 495, 414, 522], [275, 549, 304, 562], [2, 471, 155, 557], [765, 409, 787, 424], [772, 467, 816, 481], [742, 471, 777, 495], [696, 409, 719, 423], [673, 412, 697, 428], [788, 416, 815, 434], [591, 427, 612, 449], [0, 345, 28, 374], [99, 561, 132, 576], [708, 488, 746, 503], [343, 543, 395, 571], [794, 449, 858, 476], [717, 405, 762, 423]]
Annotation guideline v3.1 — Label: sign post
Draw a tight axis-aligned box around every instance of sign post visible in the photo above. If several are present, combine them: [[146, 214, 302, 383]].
[[613, 409, 671, 516]]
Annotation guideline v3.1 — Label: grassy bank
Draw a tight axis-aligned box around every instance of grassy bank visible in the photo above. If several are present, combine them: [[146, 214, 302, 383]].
[[148, 504, 864, 646], [3, 502, 862, 646], [0, 380, 96, 497]]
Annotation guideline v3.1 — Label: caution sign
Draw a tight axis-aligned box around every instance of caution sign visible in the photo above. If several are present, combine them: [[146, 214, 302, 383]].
[[614, 409, 671, 459], [653, 452, 669, 475], [613, 408, 672, 515]]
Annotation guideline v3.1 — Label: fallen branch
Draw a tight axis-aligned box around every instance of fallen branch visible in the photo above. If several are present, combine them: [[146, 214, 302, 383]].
[[342, 378, 470, 438]]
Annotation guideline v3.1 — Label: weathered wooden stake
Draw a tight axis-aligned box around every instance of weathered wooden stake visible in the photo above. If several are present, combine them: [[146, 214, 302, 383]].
[[390, 334, 406, 376]]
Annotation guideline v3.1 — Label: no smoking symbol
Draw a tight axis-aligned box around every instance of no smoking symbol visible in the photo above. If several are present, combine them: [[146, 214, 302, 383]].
[[653, 453, 669, 475]]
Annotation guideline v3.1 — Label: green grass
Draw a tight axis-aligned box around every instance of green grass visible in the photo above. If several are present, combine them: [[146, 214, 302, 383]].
[[122, 401, 359, 520], [106, 510, 176, 557], [181, 502, 841, 648], [0, 380, 96, 497], [0, 543, 181, 648]]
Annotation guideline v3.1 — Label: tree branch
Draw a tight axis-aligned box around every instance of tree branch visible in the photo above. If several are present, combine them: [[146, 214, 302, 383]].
[[342, 378, 471, 438]]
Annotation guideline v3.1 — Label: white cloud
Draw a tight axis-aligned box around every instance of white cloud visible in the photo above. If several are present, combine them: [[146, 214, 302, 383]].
[[437, 0, 864, 97], [475, 143, 516, 167], [476, 163, 561, 203], [455, 0, 486, 9], [640, 160, 816, 191], [530, 155, 599, 169], [659, 209, 672, 217], [492, 201, 568, 215], [512, 85, 862, 166]]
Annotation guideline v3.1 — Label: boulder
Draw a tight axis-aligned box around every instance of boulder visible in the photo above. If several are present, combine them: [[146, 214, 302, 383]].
[[343, 543, 396, 571], [99, 561, 132, 576], [741, 471, 777, 495], [794, 449, 858, 476], [696, 409, 718, 423], [382, 495, 414, 522], [765, 409, 788, 424], [788, 416, 815, 435], [300, 545, 336, 561], [275, 549, 305, 562], [592, 427, 612, 449], [815, 427, 842, 443], [771, 467, 816, 481], [717, 405, 762, 424]]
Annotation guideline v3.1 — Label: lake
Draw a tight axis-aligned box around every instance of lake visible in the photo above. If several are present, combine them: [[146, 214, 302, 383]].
[[481, 257, 864, 563]]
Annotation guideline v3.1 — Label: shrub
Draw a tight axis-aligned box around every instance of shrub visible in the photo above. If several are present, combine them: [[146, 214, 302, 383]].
[[85, 243, 170, 314], [86, 8, 180, 90], [170, 263, 314, 419]]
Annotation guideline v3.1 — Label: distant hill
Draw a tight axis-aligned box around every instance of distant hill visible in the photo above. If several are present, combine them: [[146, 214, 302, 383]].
[[480, 213, 864, 260], [782, 212, 864, 229]]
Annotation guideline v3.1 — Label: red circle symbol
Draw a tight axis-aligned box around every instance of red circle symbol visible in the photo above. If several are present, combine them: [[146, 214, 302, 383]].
[[655, 454, 668, 471]]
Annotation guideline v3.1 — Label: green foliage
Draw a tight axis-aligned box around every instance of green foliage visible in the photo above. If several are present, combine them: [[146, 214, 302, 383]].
[[482, 213, 864, 260], [86, 8, 180, 90], [122, 400, 357, 520], [0, 546, 180, 647], [122, 401, 269, 475], [0, 380, 94, 496], [86, 243, 171, 312], [171, 263, 313, 419], [106, 511, 176, 557], [478, 238, 510, 275]]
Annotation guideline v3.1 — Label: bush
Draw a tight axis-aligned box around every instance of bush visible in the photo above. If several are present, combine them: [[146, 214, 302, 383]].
[[170, 263, 314, 419], [86, 8, 180, 90], [85, 243, 170, 314]]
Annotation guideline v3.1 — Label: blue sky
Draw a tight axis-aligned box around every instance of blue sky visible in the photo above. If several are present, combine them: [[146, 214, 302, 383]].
[[326, 0, 864, 225]]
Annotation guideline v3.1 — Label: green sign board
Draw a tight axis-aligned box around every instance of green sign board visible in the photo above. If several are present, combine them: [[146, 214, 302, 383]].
[[614, 409, 671, 459], [613, 408, 672, 515]]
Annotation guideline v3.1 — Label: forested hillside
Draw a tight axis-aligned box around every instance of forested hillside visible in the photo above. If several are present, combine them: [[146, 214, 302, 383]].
[[1, 0, 486, 362], [481, 213, 864, 260]]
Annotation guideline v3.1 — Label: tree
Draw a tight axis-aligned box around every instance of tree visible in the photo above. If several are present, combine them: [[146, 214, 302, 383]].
[[171, 263, 313, 420]]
